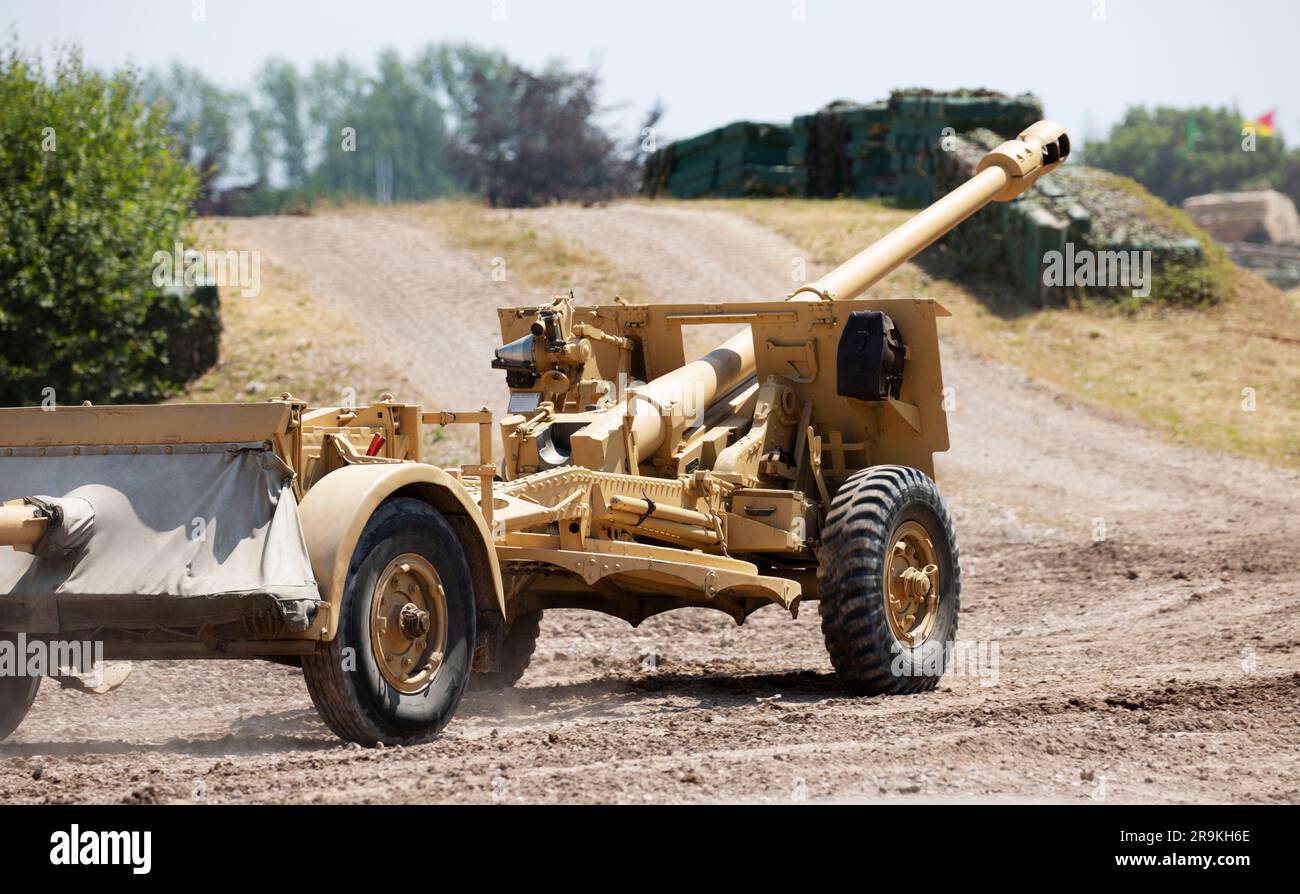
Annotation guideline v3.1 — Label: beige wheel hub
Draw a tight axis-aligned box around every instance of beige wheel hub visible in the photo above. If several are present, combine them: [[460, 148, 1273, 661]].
[[883, 520, 941, 647], [370, 553, 448, 694]]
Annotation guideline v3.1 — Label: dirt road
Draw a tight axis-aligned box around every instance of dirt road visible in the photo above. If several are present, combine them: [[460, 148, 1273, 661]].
[[3, 204, 1297, 804], [214, 213, 526, 460]]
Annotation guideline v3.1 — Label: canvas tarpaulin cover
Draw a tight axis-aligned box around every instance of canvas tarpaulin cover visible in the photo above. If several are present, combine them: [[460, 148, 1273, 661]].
[[0, 444, 319, 631]]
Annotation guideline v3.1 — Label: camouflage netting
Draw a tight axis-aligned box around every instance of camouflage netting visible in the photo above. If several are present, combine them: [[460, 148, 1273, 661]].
[[936, 130, 1227, 305]]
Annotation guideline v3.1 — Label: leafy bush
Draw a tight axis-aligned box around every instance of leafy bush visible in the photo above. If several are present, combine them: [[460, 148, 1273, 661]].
[[0, 45, 213, 406]]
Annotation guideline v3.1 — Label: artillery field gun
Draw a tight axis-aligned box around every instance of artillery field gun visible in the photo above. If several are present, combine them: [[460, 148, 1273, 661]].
[[0, 122, 1070, 745]]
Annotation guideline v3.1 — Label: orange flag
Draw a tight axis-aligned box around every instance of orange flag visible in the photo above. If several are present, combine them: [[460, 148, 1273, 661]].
[[1245, 109, 1276, 136]]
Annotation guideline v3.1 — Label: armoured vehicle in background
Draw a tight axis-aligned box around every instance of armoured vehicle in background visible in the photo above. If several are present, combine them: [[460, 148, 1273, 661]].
[[0, 122, 1070, 745]]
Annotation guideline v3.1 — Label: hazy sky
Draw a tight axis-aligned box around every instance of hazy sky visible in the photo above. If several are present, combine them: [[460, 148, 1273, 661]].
[[2, 0, 1295, 146]]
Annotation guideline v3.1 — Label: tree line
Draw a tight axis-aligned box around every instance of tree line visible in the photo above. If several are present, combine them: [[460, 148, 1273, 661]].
[[144, 43, 661, 213], [1084, 105, 1299, 208]]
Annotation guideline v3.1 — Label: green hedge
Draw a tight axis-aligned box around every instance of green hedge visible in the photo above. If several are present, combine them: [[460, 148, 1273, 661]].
[[0, 45, 216, 407]]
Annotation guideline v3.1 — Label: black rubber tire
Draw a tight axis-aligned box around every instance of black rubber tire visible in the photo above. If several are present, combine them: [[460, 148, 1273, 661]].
[[471, 609, 542, 690], [302, 498, 476, 746], [0, 651, 39, 741], [817, 465, 961, 695]]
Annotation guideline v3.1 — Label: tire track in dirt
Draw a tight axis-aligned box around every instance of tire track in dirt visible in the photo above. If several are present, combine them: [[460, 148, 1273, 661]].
[[3, 203, 1296, 804]]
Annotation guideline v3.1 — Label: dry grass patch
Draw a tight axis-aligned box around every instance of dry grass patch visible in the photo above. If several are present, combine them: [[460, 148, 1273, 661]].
[[371, 199, 644, 302], [181, 222, 420, 409]]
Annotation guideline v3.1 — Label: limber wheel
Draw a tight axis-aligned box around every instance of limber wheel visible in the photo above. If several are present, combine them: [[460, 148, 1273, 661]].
[[0, 645, 40, 741], [303, 497, 476, 746], [817, 465, 961, 695]]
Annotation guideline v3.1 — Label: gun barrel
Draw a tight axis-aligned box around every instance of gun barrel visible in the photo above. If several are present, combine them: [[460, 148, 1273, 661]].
[[791, 120, 1071, 303], [569, 330, 754, 470], [631, 327, 754, 434]]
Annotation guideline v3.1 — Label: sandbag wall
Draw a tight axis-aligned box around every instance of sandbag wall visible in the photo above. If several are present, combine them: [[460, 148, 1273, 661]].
[[641, 122, 796, 199], [884, 90, 1043, 206], [789, 102, 889, 199]]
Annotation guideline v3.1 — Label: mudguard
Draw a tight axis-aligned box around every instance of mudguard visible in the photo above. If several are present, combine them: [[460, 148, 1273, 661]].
[[297, 463, 505, 642]]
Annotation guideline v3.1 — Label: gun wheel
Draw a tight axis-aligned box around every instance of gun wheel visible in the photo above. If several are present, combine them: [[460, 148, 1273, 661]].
[[817, 465, 960, 695], [472, 609, 542, 690]]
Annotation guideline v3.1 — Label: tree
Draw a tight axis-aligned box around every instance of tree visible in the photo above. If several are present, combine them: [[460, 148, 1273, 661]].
[[247, 104, 276, 187], [298, 50, 459, 204], [256, 59, 309, 187], [1085, 105, 1285, 204], [304, 57, 370, 197], [144, 63, 243, 209], [0, 44, 212, 405], [457, 60, 635, 207], [425, 43, 517, 190]]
